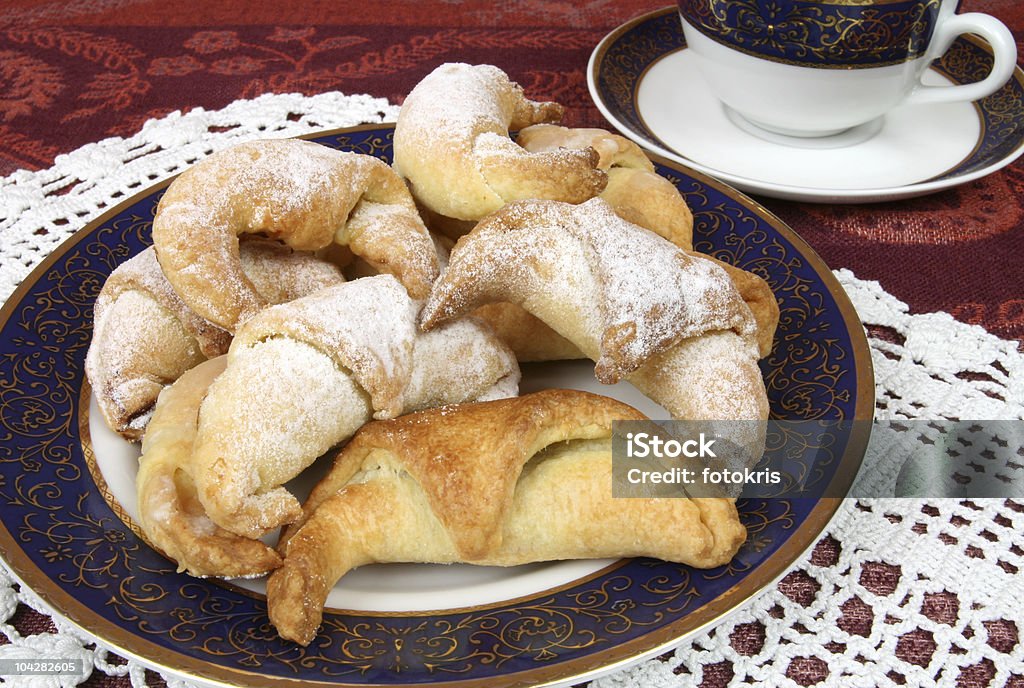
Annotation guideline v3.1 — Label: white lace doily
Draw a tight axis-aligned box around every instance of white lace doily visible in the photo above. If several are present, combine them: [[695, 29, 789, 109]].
[[1, 92, 1022, 688]]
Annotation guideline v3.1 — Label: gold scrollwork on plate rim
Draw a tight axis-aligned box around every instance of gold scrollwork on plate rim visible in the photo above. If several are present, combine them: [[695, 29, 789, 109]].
[[0, 123, 875, 688]]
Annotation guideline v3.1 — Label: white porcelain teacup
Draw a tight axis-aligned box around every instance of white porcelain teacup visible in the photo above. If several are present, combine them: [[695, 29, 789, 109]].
[[677, 0, 1017, 142]]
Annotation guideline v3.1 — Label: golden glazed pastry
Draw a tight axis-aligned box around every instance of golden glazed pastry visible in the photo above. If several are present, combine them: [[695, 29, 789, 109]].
[[191, 275, 521, 540], [85, 240, 345, 440], [421, 198, 769, 421], [151, 138, 439, 331], [268, 389, 747, 645], [136, 356, 282, 578], [424, 123, 694, 244], [393, 63, 607, 222]]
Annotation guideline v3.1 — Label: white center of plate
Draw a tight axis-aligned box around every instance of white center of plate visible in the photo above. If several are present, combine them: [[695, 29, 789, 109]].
[[88, 360, 669, 613], [638, 49, 981, 191]]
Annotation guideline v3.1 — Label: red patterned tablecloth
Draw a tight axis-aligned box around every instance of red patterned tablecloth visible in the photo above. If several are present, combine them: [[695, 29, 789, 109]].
[[1, 2, 1022, 687], [1, 0, 1022, 343]]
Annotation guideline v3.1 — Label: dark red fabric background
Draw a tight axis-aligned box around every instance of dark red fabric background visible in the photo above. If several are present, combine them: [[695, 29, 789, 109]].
[[1, 2, 1022, 687], [1, 0, 1023, 342]]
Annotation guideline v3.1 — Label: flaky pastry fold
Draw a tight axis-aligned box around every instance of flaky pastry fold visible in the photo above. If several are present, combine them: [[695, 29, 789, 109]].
[[517, 123, 694, 249], [152, 138, 439, 330], [393, 63, 606, 221], [421, 198, 770, 421], [137, 356, 282, 578], [268, 389, 746, 645], [191, 275, 521, 539]]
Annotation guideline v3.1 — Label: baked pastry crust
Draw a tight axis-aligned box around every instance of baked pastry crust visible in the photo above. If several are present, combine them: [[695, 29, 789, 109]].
[[136, 356, 282, 578], [469, 125, 774, 363], [421, 198, 769, 420], [86, 239, 344, 440], [191, 274, 521, 539], [268, 389, 746, 645], [424, 232, 583, 362], [152, 138, 439, 330], [468, 302, 583, 362], [517, 123, 694, 249], [393, 63, 606, 221], [700, 253, 779, 359]]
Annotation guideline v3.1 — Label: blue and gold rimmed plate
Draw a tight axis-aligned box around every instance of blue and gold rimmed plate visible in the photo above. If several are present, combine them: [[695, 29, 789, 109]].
[[588, 7, 1024, 204], [0, 124, 874, 688]]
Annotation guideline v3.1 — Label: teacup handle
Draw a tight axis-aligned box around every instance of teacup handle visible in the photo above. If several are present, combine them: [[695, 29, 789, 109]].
[[904, 12, 1018, 106]]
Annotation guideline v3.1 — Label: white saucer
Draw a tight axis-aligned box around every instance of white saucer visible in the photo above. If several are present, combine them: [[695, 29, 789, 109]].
[[587, 8, 1024, 203]]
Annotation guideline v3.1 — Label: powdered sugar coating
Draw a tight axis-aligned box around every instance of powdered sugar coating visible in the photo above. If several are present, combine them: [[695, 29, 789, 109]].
[[94, 247, 230, 358], [85, 248, 228, 440], [85, 241, 346, 440], [202, 336, 371, 492], [238, 237, 346, 303], [423, 198, 755, 383], [153, 138, 438, 330], [88, 288, 209, 439], [571, 200, 751, 378], [192, 274, 521, 538], [393, 63, 603, 221], [230, 275, 419, 419], [402, 316, 521, 410], [626, 330, 768, 421]]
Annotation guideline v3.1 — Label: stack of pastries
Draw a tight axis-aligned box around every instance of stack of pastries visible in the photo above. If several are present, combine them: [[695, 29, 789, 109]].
[[85, 62, 779, 645]]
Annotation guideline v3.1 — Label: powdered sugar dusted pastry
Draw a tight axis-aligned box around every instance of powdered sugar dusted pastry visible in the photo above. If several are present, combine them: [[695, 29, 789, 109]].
[[517, 123, 694, 249], [268, 389, 746, 645], [450, 225, 777, 364], [192, 275, 520, 539], [420, 198, 769, 421], [152, 138, 439, 331], [87, 248, 226, 441], [86, 240, 344, 440], [393, 63, 606, 221], [457, 124, 712, 362], [427, 231, 583, 362], [238, 237, 347, 301], [516, 126, 777, 356], [137, 356, 282, 578]]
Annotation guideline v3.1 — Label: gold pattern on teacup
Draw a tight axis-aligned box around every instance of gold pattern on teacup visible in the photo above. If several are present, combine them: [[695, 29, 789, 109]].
[[679, 0, 943, 69]]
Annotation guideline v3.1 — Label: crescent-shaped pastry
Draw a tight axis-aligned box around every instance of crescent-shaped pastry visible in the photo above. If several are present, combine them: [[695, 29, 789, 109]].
[[86, 239, 345, 440], [393, 63, 607, 221], [420, 198, 769, 421], [151, 138, 439, 330], [522, 127, 775, 357], [267, 389, 747, 645], [191, 275, 521, 539], [466, 124, 782, 362], [136, 356, 282, 578]]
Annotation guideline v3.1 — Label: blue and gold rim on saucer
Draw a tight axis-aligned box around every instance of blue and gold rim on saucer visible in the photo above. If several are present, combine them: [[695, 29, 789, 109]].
[[678, 0, 943, 68], [0, 124, 873, 687], [590, 6, 1024, 197]]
